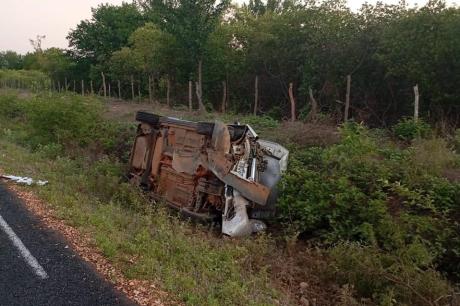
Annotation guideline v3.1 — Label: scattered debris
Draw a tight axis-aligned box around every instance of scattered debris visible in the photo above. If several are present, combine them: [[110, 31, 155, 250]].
[[1, 175, 48, 186]]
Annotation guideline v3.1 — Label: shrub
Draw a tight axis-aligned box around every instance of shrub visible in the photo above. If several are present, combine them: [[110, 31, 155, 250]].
[[24, 94, 103, 148], [278, 123, 460, 286], [329, 242, 454, 306], [393, 118, 431, 140], [0, 94, 25, 119], [240, 115, 279, 130]]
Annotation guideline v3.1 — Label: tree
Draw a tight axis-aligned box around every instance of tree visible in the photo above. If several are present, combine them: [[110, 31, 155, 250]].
[[141, 0, 230, 111], [39, 48, 74, 81], [109, 47, 143, 80], [0, 51, 24, 70], [129, 23, 178, 77], [67, 3, 144, 64]]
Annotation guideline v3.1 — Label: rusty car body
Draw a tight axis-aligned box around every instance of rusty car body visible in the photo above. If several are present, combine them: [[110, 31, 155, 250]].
[[128, 111, 288, 237]]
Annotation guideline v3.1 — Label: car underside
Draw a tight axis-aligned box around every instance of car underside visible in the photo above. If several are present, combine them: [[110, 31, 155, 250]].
[[128, 111, 289, 237]]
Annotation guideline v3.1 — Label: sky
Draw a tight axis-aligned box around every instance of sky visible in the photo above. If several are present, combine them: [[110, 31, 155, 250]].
[[0, 0, 458, 54]]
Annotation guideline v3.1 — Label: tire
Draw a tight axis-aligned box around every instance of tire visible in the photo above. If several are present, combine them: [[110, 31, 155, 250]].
[[228, 125, 246, 141], [196, 122, 215, 136], [136, 111, 160, 126]]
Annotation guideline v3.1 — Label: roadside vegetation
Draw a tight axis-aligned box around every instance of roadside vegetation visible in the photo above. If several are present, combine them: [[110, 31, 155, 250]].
[[0, 89, 459, 305], [2, 0, 460, 125], [1, 1, 460, 304]]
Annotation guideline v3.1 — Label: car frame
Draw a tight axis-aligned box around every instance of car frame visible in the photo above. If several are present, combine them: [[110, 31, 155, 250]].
[[128, 111, 288, 237]]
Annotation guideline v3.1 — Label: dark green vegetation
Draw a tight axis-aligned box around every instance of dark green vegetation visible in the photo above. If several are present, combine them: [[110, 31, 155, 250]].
[[2, 0, 460, 124], [0, 89, 459, 305], [279, 124, 460, 304]]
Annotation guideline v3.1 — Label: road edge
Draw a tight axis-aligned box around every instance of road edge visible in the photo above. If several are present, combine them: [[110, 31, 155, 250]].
[[2, 181, 176, 306]]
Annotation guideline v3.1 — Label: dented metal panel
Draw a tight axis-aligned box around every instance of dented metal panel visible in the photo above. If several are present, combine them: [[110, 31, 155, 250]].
[[128, 111, 289, 237]]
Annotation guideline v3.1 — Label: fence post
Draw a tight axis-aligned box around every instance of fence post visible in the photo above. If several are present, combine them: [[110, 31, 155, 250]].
[[344, 75, 351, 122], [166, 77, 170, 107], [101, 72, 107, 99], [81, 80, 85, 96], [222, 81, 227, 113], [254, 75, 259, 116], [289, 82, 296, 122], [131, 75, 135, 101], [189, 80, 193, 112], [118, 80, 121, 100], [308, 87, 318, 122], [138, 81, 141, 102], [414, 84, 419, 122]]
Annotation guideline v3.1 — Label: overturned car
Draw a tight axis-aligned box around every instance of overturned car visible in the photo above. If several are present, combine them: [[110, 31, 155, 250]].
[[128, 111, 289, 237]]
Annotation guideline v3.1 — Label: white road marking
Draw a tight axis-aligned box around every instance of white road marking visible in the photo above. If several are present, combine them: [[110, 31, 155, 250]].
[[0, 213, 48, 280]]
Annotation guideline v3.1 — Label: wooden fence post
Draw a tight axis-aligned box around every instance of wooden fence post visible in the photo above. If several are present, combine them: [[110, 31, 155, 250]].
[[254, 75, 259, 116], [414, 84, 419, 122], [130, 75, 135, 101], [108, 83, 111, 98], [81, 80, 84, 96], [101, 72, 107, 99], [148, 75, 153, 104], [308, 87, 318, 122], [289, 82, 296, 122], [138, 81, 141, 102], [90, 80, 94, 95], [344, 75, 351, 122], [195, 81, 206, 114], [222, 81, 227, 113], [166, 77, 170, 107], [65, 78, 68, 92], [188, 80, 193, 111], [118, 80, 121, 100]]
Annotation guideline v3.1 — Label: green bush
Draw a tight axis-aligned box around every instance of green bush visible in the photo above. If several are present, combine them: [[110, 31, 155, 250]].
[[24, 94, 103, 148], [0, 93, 25, 119], [393, 117, 431, 140], [329, 242, 453, 306], [278, 123, 460, 289], [240, 115, 279, 130], [0, 69, 51, 90]]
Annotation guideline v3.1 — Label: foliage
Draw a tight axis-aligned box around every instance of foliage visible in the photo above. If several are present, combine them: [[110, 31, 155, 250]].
[[0, 92, 127, 156], [128, 23, 178, 76], [0, 51, 24, 70], [0, 91, 284, 306], [38, 48, 75, 81], [239, 115, 279, 130], [278, 123, 460, 303], [141, 0, 230, 72], [3, 0, 460, 123], [0, 69, 50, 91], [393, 118, 431, 140], [67, 3, 144, 61], [329, 242, 454, 305], [23, 94, 103, 148]]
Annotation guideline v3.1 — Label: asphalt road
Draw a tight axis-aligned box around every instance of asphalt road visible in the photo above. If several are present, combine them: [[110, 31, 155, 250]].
[[0, 183, 136, 306]]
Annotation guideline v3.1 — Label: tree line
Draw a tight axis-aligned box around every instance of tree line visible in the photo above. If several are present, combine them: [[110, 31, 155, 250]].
[[1, 0, 459, 125]]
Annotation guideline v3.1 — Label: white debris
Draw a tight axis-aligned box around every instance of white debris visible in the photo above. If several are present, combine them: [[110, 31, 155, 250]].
[[0, 175, 48, 186]]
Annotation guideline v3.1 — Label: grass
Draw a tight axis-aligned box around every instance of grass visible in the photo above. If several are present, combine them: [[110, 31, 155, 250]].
[[0, 138, 287, 305], [1, 89, 459, 305]]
